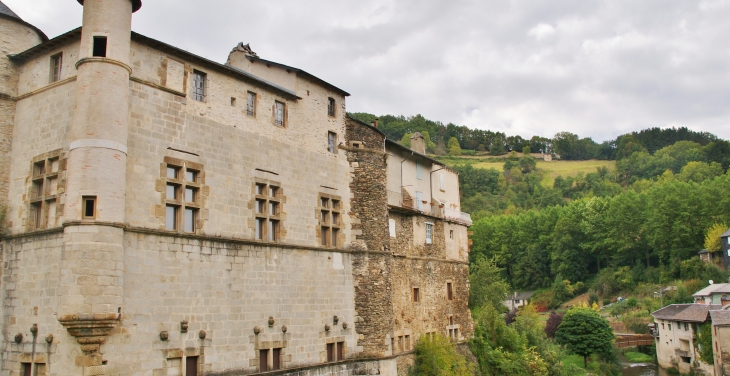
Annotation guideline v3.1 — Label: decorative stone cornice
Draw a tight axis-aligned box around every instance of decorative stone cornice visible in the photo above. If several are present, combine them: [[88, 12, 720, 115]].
[[58, 313, 121, 356], [75, 57, 133, 74]]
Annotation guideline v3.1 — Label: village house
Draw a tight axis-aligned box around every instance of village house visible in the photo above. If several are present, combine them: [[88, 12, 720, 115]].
[[0, 1, 473, 375], [503, 291, 535, 311], [693, 283, 730, 306], [710, 309, 730, 376], [651, 304, 719, 375]]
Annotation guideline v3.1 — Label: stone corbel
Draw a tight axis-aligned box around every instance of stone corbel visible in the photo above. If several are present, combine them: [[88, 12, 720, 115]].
[[58, 313, 121, 357]]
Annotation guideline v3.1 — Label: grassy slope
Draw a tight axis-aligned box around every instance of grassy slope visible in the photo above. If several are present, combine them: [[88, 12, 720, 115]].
[[438, 156, 616, 187]]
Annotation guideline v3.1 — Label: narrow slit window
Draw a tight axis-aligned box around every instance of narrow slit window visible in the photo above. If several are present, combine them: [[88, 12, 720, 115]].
[[247, 91, 256, 117], [274, 101, 285, 127], [426, 222, 433, 244], [50, 53, 63, 83], [328, 97, 336, 117], [230, 97, 236, 107], [165, 205, 177, 230], [92, 36, 107, 57], [192, 70, 207, 102], [413, 287, 420, 302], [328, 131, 337, 153], [82, 196, 96, 219], [447, 282, 453, 300]]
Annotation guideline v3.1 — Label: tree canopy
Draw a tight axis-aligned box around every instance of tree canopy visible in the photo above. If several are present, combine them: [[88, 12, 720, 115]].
[[555, 307, 614, 368]]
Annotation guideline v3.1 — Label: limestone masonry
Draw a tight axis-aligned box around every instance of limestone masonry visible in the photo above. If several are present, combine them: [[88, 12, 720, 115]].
[[0, 1, 473, 375]]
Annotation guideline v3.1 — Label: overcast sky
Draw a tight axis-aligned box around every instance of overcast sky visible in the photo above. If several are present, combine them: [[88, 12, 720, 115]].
[[6, 0, 730, 142]]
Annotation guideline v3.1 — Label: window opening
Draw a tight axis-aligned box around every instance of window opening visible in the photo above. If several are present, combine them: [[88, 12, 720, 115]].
[[319, 195, 341, 247], [82, 196, 96, 219], [247, 91, 256, 117], [336, 342, 344, 361], [254, 182, 282, 241], [92, 36, 107, 57], [29, 155, 61, 229], [272, 348, 282, 370], [447, 282, 453, 300], [389, 218, 396, 238], [413, 287, 420, 302], [192, 70, 206, 102], [259, 349, 269, 372], [274, 101, 285, 126], [21, 363, 31, 376], [165, 163, 201, 232], [405, 335, 411, 350], [50, 53, 63, 83], [230, 97, 236, 107], [439, 174, 445, 190], [426, 222, 433, 244], [449, 230, 454, 239], [328, 97, 336, 117], [186, 357, 198, 376], [415, 191, 423, 211], [326, 343, 335, 362], [328, 131, 337, 153], [416, 162, 423, 180]]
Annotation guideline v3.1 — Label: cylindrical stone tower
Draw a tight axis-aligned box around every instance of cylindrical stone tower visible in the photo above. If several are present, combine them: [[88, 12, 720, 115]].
[[57, 0, 141, 367]]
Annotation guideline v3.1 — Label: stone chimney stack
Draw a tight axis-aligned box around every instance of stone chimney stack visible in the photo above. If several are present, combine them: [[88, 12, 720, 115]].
[[410, 132, 426, 154]]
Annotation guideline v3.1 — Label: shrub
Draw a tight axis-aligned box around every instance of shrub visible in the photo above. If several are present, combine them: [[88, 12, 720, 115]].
[[573, 281, 587, 295], [409, 334, 472, 376], [544, 311, 563, 338], [626, 297, 638, 308], [603, 299, 611, 306], [588, 292, 599, 306]]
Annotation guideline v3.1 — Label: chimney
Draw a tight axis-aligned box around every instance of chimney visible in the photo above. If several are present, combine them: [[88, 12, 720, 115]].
[[371, 118, 379, 129], [410, 132, 426, 154]]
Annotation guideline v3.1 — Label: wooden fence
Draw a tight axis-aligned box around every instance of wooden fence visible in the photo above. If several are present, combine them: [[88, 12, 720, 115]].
[[615, 334, 655, 348]]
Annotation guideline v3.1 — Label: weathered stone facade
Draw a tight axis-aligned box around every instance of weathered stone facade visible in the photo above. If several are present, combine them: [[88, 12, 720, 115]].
[[0, 1, 473, 375]]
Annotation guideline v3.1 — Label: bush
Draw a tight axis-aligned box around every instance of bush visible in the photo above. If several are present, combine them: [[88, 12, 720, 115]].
[[544, 311, 563, 338], [573, 281, 587, 295], [588, 292, 600, 306], [626, 297, 638, 308], [603, 299, 611, 306], [410, 334, 472, 376]]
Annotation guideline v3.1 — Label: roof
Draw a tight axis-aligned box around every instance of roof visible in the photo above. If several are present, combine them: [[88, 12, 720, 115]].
[[8, 28, 300, 101], [710, 310, 730, 326], [345, 114, 385, 137], [699, 249, 709, 254], [722, 228, 730, 238], [246, 56, 350, 97], [693, 283, 730, 297], [77, 0, 142, 13], [512, 291, 535, 301], [385, 139, 446, 168], [652, 304, 721, 322], [0, 0, 48, 42]]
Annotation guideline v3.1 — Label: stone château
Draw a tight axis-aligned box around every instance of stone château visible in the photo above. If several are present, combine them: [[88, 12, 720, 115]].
[[0, 1, 473, 375]]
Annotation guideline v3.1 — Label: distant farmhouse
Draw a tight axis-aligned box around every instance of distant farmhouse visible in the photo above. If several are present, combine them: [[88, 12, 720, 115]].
[[0, 1, 473, 375]]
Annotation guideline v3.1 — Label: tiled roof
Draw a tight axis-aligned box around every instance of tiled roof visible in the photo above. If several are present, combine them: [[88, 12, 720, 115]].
[[652, 304, 720, 322], [722, 228, 730, 238], [0, 0, 20, 19], [652, 304, 692, 320], [513, 291, 535, 301], [710, 310, 730, 326]]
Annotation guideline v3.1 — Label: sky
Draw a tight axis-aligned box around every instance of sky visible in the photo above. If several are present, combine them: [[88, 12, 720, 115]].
[[6, 0, 730, 142]]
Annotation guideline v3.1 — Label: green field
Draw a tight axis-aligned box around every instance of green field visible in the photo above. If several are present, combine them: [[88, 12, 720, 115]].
[[438, 156, 615, 187]]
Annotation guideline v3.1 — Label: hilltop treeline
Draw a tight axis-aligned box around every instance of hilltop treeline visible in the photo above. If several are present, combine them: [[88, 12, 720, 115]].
[[470, 173, 730, 291], [348, 112, 729, 163]]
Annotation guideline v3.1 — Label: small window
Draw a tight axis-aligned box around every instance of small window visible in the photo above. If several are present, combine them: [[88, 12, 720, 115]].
[[413, 288, 420, 302], [389, 218, 396, 238], [326, 343, 335, 362], [247, 91, 257, 117], [184, 208, 196, 232], [92, 36, 107, 57], [255, 218, 264, 240], [405, 335, 411, 351], [254, 182, 282, 241], [166, 184, 178, 200], [449, 230, 453, 239], [416, 162, 423, 180], [82, 196, 96, 219], [328, 97, 335, 117], [447, 282, 453, 300], [192, 70, 206, 102], [186, 169, 197, 183], [336, 342, 344, 361], [167, 166, 179, 179], [439, 174, 445, 190], [30, 203, 42, 229], [415, 191, 423, 211], [328, 132, 337, 153], [274, 101, 286, 127], [185, 188, 196, 203], [259, 349, 269, 372], [21, 363, 31, 376], [230, 97, 236, 107], [268, 220, 278, 241], [426, 222, 433, 244], [33, 161, 46, 177], [668, 324, 672, 331], [50, 53, 63, 83]]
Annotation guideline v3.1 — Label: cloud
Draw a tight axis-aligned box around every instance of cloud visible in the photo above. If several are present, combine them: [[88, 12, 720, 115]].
[[4, 0, 730, 142]]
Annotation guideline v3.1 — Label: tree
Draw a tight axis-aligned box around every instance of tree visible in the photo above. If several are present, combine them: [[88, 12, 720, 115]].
[[469, 256, 510, 310], [410, 334, 472, 376], [695, 322, 714, 365], [421, 131, 437, 153], [448, 137, 462, 156], [555, 307, 614, 368], [544, 311, 563, 338], [704, 223, 727, 253], [400, 133, 413, 148]]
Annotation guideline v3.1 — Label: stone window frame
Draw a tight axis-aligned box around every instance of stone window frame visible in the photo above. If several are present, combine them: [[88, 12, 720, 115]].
[[327, 131, 337, 154], [318, 193, 342, 248], [412, 287, 420, 303], [273, 100, 287, 127], [50, 52, 63, 83], [327, 97, 336, 117], [246, 91, 257, 117], [158, 157, 206, 233], [253, 339, 289, 372], [253, 179, 283, 242], [27, 150, 65, 230], [425, 222, 434, 244], [324, 337, 346, 363], [159, 348, 206, 376], [446, 281, 454, 300], [192, 69, 207, 102]]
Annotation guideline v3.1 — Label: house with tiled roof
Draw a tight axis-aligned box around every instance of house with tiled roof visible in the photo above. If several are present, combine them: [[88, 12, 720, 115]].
[[693, 283, 730, 306], [710, 308, 730, 376], [651, 303, 719, 374]]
